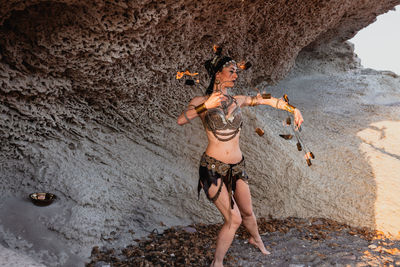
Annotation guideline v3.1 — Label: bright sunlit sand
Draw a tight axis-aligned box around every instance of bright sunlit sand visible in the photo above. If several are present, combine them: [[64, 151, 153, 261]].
[[357, 121, 400, 238]]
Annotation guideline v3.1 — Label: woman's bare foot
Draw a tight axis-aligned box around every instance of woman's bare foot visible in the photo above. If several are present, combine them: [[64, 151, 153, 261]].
[[248, 236, 271, 255]]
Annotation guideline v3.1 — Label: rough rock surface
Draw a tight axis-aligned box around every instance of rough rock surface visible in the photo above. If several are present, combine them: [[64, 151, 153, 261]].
[[1, 0, 400, 266]]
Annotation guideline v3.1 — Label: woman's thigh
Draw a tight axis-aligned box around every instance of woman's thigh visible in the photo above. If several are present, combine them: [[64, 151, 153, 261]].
[[233, 179, 253, 217], [208, 178, 241, 223]]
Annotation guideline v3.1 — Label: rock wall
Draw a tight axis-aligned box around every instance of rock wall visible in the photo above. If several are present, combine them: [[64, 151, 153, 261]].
[[1, 0, 400, 266]]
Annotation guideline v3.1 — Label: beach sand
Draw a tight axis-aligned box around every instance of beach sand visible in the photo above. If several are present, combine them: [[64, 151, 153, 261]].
[[87, 217, 400, 266]]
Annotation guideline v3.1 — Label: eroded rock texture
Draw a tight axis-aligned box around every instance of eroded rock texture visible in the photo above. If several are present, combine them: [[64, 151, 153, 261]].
[[1, 0, 400, 266]]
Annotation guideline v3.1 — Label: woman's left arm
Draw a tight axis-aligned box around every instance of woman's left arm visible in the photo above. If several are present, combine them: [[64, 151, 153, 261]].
[[237, 94, 304, 128]]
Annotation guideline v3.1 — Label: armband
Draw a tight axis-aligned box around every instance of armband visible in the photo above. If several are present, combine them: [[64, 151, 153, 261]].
[[262, 93, 271, 99], [249, 96, 258, 106], [195, 103, 207, 114], [284, 103, 296, 113]]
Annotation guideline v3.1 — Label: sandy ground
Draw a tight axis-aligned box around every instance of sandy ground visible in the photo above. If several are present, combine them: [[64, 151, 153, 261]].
[[0, 244, 46, 267], [86, 217, 400, 266]]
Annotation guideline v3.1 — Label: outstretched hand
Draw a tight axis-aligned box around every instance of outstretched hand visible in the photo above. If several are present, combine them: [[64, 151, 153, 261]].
[[294, 109, 304, 130]]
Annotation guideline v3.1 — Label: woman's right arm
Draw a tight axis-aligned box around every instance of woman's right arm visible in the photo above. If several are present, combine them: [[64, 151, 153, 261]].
[[177, 97, 203, 125], [177, 92, 223, 126]]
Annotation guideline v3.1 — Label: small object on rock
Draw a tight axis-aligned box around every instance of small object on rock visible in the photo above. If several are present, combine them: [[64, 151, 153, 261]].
[[296, 142, 302, 151], [384, 247, 400, 255], [255, 128, 264, 136], [368, 244, 377, 249], [238, 61, 252, 70], [305, 152, 313, 159], [94, 261, 111, 267], [29, 192, 57, 206], [279, 134, 293, 140], [328, 243, 339, 248], [244, 62, 252, 70], [183, 227, 197, 233], [305, 152, 314, 166], [185, 79, 195, 86], [342, 255, 357, 261], [312, 219, 323, 225], [283, 94, 289, 103]]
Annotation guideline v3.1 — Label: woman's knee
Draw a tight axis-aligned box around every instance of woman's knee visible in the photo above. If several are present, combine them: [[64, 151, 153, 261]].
[[227, 211, 242, 228], [240, 208, 254, 218]]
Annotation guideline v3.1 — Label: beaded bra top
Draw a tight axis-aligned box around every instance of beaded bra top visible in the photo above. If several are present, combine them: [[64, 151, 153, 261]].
[[204, 94, 243, 141]]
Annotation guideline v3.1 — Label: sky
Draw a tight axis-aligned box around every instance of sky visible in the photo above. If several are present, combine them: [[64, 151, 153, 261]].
[[349, 5, 400, 74]]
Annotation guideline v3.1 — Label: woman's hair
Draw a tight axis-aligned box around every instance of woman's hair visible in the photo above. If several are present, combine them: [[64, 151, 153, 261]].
[[204, 52, 234, 95]]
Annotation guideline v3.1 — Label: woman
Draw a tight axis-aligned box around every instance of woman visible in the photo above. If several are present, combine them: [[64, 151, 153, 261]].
[[177, 51, 303, 267]]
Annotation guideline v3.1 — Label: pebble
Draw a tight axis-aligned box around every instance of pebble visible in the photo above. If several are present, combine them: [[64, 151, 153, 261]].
[[183, 226, 196, 233], [94, 262, 110, 267], [332, 251, 350, 257], [312, 220, 324, 225], [291, 254, 318, 262], [342, 254, 357, 260]]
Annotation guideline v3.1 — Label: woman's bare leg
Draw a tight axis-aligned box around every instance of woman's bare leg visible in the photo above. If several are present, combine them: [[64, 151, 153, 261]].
[[234, 179, 270, 255], [208, 179, 243, 267]]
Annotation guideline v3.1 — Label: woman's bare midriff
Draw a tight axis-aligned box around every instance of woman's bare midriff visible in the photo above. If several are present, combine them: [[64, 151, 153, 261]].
[[205, 129, 242, 164]]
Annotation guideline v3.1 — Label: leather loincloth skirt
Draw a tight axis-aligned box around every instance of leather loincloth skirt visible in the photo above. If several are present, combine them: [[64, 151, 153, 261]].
[[198, 153, 249, 209]]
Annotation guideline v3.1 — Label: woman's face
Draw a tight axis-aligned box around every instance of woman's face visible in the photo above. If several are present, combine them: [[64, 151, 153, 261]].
[[216, 63, 238, 88]]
